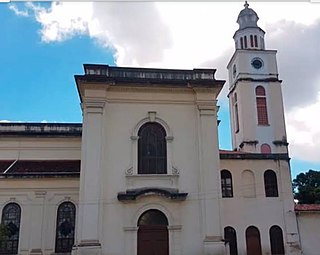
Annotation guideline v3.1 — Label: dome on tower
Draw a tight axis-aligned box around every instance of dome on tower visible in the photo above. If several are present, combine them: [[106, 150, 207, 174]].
[[237, 1, 259, 30]]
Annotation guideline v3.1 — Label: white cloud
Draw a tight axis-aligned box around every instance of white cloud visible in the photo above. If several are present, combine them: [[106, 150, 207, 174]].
[[9, 4, 29, 17], [18, 2, 172, 66], [287, 98, 320, 162], [267, 20, 320, 109], [27, 2, 93, 42], [91, 2, 173, 66]]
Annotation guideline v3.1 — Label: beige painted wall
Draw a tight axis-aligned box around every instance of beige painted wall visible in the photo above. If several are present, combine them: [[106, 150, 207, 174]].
[[0, 178, 79, 255], [75, 84, 224, 255], [296, 212, 320, 255], [220, 158, 301, 255]]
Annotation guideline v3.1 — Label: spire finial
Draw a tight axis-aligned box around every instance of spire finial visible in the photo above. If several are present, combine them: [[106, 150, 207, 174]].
[[244, 1, 249, 8]]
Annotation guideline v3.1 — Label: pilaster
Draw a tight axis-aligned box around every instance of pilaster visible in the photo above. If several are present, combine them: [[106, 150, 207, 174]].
[[195, 91, 225, 254], [29, 191, 46, 255], [75, 99, 105, 254]]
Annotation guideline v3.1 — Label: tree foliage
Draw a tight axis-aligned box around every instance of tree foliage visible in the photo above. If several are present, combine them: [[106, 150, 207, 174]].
[[293, 170, 320, 204]]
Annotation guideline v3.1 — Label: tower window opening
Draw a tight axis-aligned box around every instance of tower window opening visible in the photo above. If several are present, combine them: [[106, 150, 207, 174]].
[[255, 86, 269, 125], [260, 37, 264, 49], [264, 170, 279, 197], [261, 144, 271, 153], [244, 36, 248, 48], [254, 35, 258, 47], [250, 35, 254, 47], [240, 37, 244, 49], [233, 93, 240, 133]]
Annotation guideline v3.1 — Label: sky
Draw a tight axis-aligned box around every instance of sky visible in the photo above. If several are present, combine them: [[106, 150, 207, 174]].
[[1, 1, 320, 179]]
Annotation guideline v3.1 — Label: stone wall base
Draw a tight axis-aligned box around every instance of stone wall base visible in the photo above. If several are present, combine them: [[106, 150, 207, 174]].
[[72, 240, 101, 255], [203, 236, 226, 255]]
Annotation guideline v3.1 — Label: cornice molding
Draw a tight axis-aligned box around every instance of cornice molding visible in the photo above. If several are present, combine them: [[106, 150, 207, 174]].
[[83, 99, 106, 114]]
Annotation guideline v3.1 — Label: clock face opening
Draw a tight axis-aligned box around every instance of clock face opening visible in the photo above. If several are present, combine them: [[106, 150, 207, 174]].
[[251, 58, 263, 69]]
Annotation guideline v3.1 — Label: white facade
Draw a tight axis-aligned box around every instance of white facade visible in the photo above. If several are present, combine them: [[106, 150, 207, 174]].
[[0, 3, 319, 255]]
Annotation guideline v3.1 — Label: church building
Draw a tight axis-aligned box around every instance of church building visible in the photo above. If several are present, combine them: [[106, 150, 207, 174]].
[[0, 3, 319, 255]]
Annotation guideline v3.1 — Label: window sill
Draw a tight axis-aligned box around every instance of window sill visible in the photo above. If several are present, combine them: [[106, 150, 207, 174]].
[[126, 174, 179, 189]]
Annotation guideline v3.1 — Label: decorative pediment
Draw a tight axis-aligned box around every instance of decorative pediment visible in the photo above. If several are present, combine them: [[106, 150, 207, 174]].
[[117, 187, 187, 202]]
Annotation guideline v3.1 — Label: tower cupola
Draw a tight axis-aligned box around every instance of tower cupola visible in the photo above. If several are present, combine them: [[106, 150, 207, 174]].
[[237, 1, 259, 29], [233, 1, 265, 50]]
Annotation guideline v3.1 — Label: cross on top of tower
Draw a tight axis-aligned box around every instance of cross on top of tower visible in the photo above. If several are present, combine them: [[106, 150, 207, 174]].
[[244, 1, 249, 8]]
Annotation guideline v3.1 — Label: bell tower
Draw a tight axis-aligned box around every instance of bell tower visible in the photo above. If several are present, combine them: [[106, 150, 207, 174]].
[[227, 2, 288, 154]]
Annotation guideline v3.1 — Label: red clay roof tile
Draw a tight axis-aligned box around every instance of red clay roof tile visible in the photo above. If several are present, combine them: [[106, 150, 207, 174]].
[[295, 204, 320, 211]]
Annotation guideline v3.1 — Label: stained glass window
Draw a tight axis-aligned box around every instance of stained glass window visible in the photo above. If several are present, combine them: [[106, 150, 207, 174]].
[[0, 203, 21, 254], [138, 123, 167, 174], [55, 202, 76, 253]]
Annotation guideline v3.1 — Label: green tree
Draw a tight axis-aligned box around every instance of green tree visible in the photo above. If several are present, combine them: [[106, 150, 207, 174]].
[[293, 170, 320, 204]]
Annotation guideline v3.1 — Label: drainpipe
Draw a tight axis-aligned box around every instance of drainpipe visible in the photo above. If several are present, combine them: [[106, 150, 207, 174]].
[[3, 159, 18, 174]]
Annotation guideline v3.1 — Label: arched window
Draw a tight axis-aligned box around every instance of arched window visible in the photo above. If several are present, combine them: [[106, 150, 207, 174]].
[[246, 226, 262, 255], [0, 203, 21, 254], [244, 36, 248, 48], [269, 226, 285, 255], [233, 93, 239, 133], [260, 37, 265, 49], [254, 35, 258, 47], [221, 170, 233, 198], [240, 37, 244, 49], [255, 86, 269, 125], [261, 143, 271, 153], [256, 86, 266, 96], [138, 122, 167, 174], [138, 209, 168, 226], [264, 170, 279, 197], [55, 202, 76, 253], [242, 170, 256, 198], [250, 35, 254, 47], [224, 227, 238, 255]]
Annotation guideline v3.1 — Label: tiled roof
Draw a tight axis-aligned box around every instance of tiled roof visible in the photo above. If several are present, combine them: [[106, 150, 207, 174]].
[[295, 204, 320, 212], [219, 149, 248, 155], [0, 123, 82, 137], [219, 150, 289, 160], [0, 160, 80, 174]]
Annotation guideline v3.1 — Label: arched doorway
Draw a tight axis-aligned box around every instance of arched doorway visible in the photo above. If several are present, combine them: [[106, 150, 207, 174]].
[[137, 209, 169, 255], [246, 226, 262, 255]]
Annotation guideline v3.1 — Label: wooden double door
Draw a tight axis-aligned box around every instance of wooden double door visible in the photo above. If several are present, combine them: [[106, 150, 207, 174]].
[[137, 225, 169, 255], [137, 209, 169, 255]]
